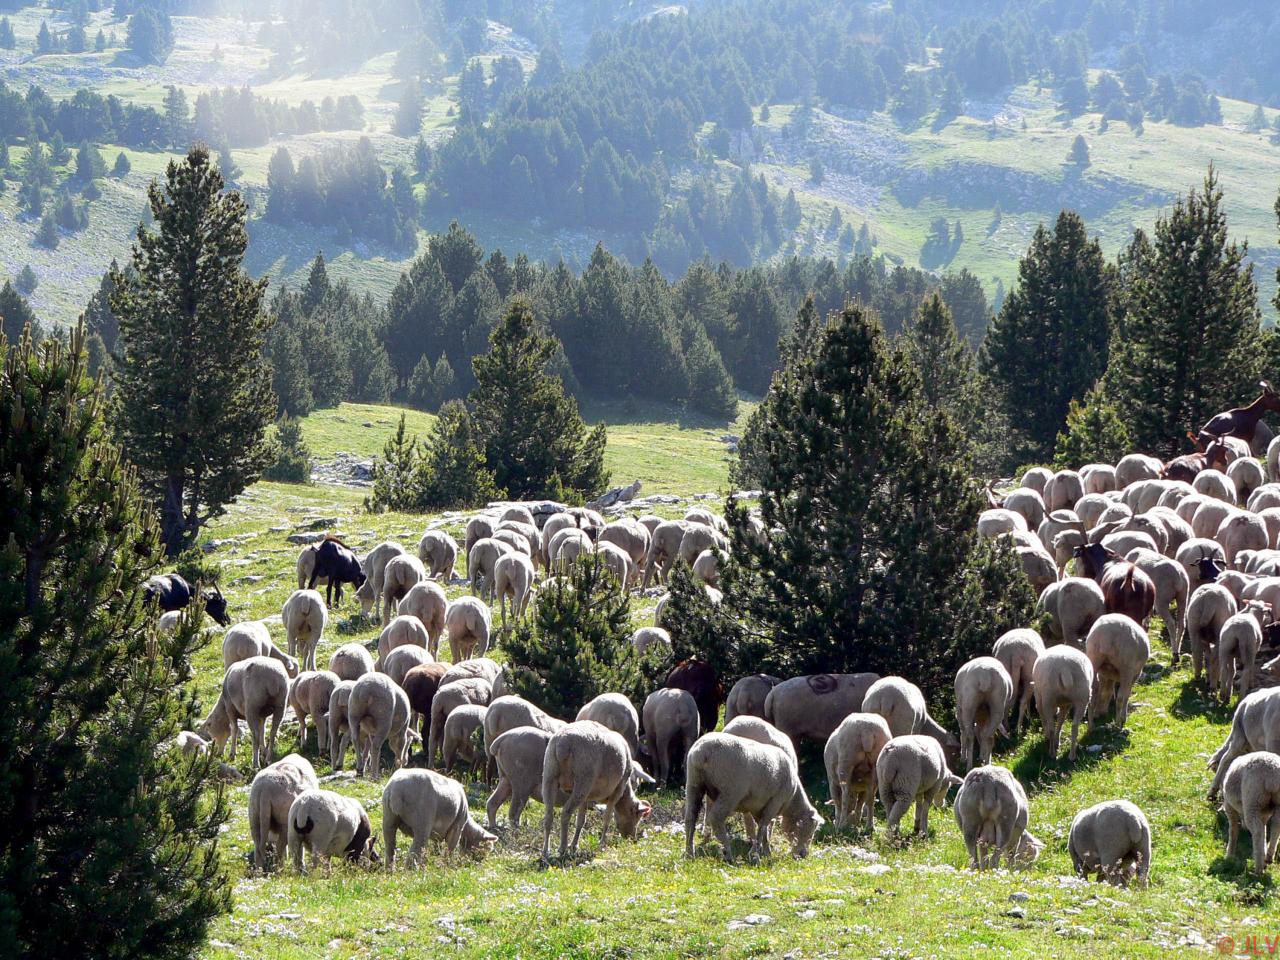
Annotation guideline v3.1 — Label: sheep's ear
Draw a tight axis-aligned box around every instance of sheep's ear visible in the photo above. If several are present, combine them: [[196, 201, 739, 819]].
[[638, 800, 653, 819]]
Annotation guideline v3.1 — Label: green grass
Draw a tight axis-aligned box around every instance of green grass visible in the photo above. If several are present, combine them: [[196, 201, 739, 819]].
[[186, 400, 1269, 959]]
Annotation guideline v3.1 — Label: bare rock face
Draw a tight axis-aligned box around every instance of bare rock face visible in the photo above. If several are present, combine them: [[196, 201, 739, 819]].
[[589, 480, 643, 511]]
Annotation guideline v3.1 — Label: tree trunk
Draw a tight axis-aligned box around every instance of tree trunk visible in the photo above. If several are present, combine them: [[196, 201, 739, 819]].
[[161, 474, 186, 557]]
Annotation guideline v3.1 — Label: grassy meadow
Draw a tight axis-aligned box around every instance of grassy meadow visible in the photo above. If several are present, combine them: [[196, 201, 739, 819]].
[[190, 401, 1271, 959]]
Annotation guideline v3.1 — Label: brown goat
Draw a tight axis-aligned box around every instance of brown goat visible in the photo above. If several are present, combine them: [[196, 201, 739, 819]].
[[1196, 382, 1280, 450]]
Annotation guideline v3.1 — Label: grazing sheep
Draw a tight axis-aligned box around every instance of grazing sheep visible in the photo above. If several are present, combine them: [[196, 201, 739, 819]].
[[1176, 537, 1228, 594], [417, 530, 459, 581], [482, 696, 564, 779], [1192, 499, 1234, 540], [1219, 512, 1269, 569], [684, 732, 822, 863], [328, 642, 375, 682], [498, 520, 542, 565], [1101, 530, 1159, 559], [1147, 506, 1194, 555], [428, 678, 493, 767], [685, 507, 728, 533], [567, 507, 606, 541], [248, 754, 318, 872], [992, 629, 1044, 734], [643, 688, 700, 786], [486, 726, 555, 832], [355, 541, 406, 620], [403, 662, 448, 738], [824, 713, 892, 832], [348, 671, 417, 780], [954, 764, 1031, 870], [724, 674, 783, 723], [378, 645, 434, 690], [540, 513, 576, 561], [1079, 464, 1117, 496], [380, 554, 427, 626], [1229, 457, 1266, 504], [875, 734, 962, 838], [464, 516, 496, 559], [577, 693, 641, 760], [223, 621, 297, 676], [158, 610, 183, 635], [764, 673, 881, 744], [643, 520, 691, 588], [550, 529, 593, 571], [632, 626, 672, 658], [722, 715, 796, 767], [1040, 576, 1105, 647], [1209, 687, 1280, 798], [1068, 800, 1152, 886], [978, 508, 1026, 539], [376, 616, 429, 668], [665, 659, 724, 735], [1016, 543, 1059, 595], [954, 657, 1014, 770], [1194, 468, 1237, 505], [468, 538, 514, 602], [1002, 486, 1048, 530], [396, 581, 447, 656], [1021, 466, 1054, 494], [382, 768, 497, 869], [1249, 484, 1280, 513], [1116, 454, 1163, 489], [598, 520, 650, 584], [297, 544, 324, 591], [1187, 583, 1238, 685], [201, 656, 289, 769], [1126, 548, 1189, 657], [1218, 607, 1264, 703], [287, 670, 339, 753], [1084, 614, 1150, 729], [861, 676, 930, 739], [596, 539, 634, 588], [282, 589, 327, 673], [327, 680, 355, 770], [441, 703, 488, 776], [678, 524, 728, 569], [1222, 751, 1280, 874], [492, 528, 532, 559], [1074, 493, 1111, 531], [540, 721, 653, 863], [493, 552, 536, 625], [287, 789, 376, 873], [691, 548, 721, 588], [1032, 646, 1094, 762], [1045, 470, 1085, 512], [442, 596, 490, 662], [440, 657, 503, 688]]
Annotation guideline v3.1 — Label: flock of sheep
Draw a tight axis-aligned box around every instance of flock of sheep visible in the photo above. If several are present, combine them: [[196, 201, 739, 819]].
[[164, 416, 1280, 886]]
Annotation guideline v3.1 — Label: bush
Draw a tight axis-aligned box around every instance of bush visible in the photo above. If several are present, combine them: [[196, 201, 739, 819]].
[[365, 404, 501, 513], [1053, 382, 1134, 469], [173, 544, 222, 587], [263, 414, 311, 483], [504, 555, 663, 718]]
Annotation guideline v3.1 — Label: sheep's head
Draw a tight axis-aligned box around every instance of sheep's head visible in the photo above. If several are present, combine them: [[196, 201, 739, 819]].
[[1011, 830, 1045, 867], [1195, 549, 1225, 584], [356, 579, 375, 616], [782, 805, 823, 858], [614, 790, 653, 840]]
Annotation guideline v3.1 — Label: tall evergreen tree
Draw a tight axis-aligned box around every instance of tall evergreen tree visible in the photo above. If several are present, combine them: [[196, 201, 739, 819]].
[[0, 323, 231, 958], [0, 280, 37, 344], [979, 211, 1113, 464], [301, 251, 329, 315], [112, 146, 276, 554], [1105, 168, 1265, 456], [677, 303, 1034, 697], [471, 300, 608, 501], [901, 292, 980, 438]]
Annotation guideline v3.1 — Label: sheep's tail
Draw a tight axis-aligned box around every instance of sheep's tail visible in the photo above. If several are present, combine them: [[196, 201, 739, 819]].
[[293, 814, 315, 836]]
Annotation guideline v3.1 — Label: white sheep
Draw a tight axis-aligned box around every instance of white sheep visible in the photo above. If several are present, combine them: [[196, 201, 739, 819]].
[[441, 703, 488, 776], [724, 674, 782, 723], [486, 726, 555, 833], [417, 530, 459, 581], [396, 580, 447, 656], [1003, 486, 1047, 530], [1115, 454, 1163, 489], [1084, 614, 1150, 729], [468, 537, 513, 601], [824, 712, 892, 832], [1187, 583, 1238, 686], [1020, 466, 1053, 494], [1045, 469, 1085, 512], [493, 551, 536, 625], [992, 628, 1044, 734], [222, 621, 297, 677], [248, 754, 318, 872], [287, 789, 376, 873], [954, 764, 1032, 870], [1194, 468, 1237, 505], [440, 657, 503, 688], [1228, 457, 1266, 504], [1073, 493, 1112, 531], [327, 679, 355, 770], [493, 528, 532, 559], [355, 541, 406, 620], [380, 554, 427, 626], [1192, 499, 1234, 541], [445, 596, 492, 662], [978, 508, 1026, 539], [428, 677, 493, 767], [348, 672, 417, 779], [642, 687, 700, 786], [954, 657, 1013, 770], [677, 523, 727, 569], [200, 655, 289, 769], [540, 721, 652, 863], [1209, 687, 1280, 798], [577, 693, 641, 761], [379, 645, 434, 691], [1126, 548, 1189, 656], [464, 515, 496, 557], [498, 520, 542, 566], [1068, 799, 1152, 886], [684, 732, 822, 863], [1222, 751, 1280, 875], [382, 768, 497, 869], [1218, 512, 1269, 568], [376, 614, 429, 665], [282, 589, 327, 673], [328, 641, 374, 682], [596, 539, 634, 588], [1079, 463, 1117, 496], [1218, 605, 1265, 703], [158, 610, 183, 635], [631, 626, 672, 658], [643, 520, 690, 587], [598, 519, 650, 584], [287, 669, 339, 753], [1032, 645, 1094, 762], [550, 529, 593, 571], [875, 734, 962, 838], [763, 673, 881, 745]]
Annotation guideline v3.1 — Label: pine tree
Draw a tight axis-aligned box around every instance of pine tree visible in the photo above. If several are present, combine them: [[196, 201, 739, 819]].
[[684, 329, 737, 420], [681, 303, 1035, 697], [0, 323, 231, 957], [111, 146, 276, 555], [1105, 168, 1264, 456], [301, 251, 329, 315], [0, 281, 37, 344], [0, 17, 15, 49], [113, 151, 131, 177], [413, 135, 431, 181], [979, 210, 1113, 465], [504, 556, 655, 717], [471, 300, 608, 500], [270, 324, 313, 417], [263, 413, 311, 483], [35, 19, 51, 54], [1053, 382, 1134, 469], [162, 85, 190, 149], [1249, 104, 1268, 133], [14, 265, 36, 295], [901, 292, 980, 438], [84, 265, 120, 354], [1069, 134, 1091, 168], [35, 211, 58, 248], [395, 79, 424, 136], [412, 400, 501, 510]]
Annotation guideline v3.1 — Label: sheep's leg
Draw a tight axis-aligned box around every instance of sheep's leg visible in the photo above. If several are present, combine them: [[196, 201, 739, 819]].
[[557, 801, 575, 859], [1225, 807, 1241, 860], [267, 707, 282, 767], [1067, 703, 1084, 761], [1016, 683, 1031, 735], [539, 802, 555, 864], [884, 797, 911, 836], [287, 630, 296, 657], [599, 802, 615, 849], [833, 776, 849, 830], [1115, 680, 1134, 729], [1266, 810, 1280, 865], [370, 734, 387, 780], [486, 780, 511, 832], [1192, 632, 1204, 682], [707, 798, 736, 864]]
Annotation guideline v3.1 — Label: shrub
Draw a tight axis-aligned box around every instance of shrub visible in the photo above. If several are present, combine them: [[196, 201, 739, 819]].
[[263, 414, 311, 483]]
